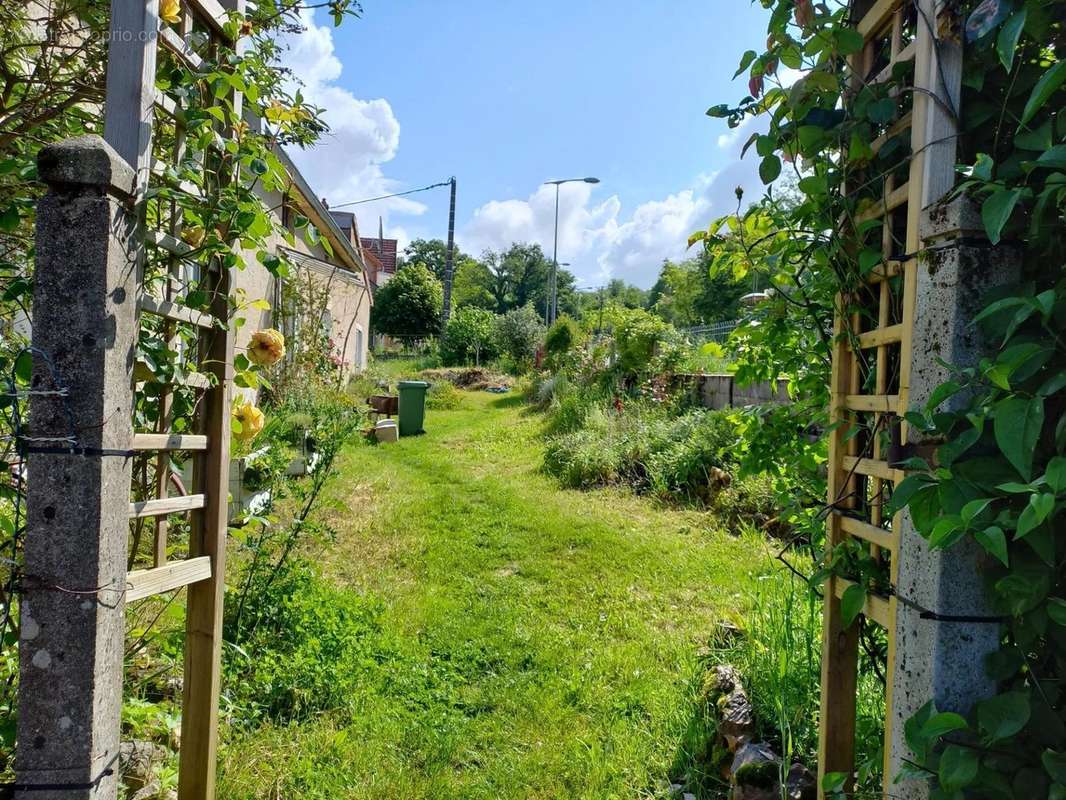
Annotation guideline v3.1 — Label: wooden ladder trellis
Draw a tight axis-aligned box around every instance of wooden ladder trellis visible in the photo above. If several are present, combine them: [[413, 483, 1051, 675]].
[[105, 0, 241, 795], [818, 0, 961, 796]]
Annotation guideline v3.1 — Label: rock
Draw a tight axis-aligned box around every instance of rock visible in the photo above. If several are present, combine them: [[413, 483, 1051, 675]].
[[130, 781, 162, 800], [683, 794, 696, 800], [731, 742, 781, 800], [717, 685, 756, 751], [785, 762, 816, 800], [704, 665, 755, 752], [120, 741, 166, 792]]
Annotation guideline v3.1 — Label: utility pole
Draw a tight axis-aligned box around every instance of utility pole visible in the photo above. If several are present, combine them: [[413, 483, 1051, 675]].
[[543, 176, 599, 325], [441, 176, 457, 327], [550, 182, 560, 325]]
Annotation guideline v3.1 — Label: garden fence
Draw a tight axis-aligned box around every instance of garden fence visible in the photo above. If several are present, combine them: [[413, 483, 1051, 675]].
[[818, 2, 1008, 798], [16, 0, 241, 797]]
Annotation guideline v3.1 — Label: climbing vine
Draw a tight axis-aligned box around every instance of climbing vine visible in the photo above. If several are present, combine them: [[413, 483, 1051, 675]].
[[697, 0, 1066, 795], [0, 0, 362, 769]]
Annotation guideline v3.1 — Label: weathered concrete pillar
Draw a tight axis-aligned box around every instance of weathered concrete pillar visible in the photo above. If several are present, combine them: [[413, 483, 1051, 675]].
[[887, 197, 1020, 795], [16, 135, 138, 800]]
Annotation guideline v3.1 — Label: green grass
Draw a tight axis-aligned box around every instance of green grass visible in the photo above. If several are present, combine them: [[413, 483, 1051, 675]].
[[218, 391, 773, 800]]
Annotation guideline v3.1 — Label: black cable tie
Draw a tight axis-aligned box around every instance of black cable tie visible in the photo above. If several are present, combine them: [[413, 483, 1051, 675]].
[[892, 589, 1006, 624], [0, 767, 114, 795], [22, 446, 136, 458]]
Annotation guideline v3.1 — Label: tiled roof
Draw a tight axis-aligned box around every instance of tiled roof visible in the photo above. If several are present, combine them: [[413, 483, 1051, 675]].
[[360, 237, 398, 273]]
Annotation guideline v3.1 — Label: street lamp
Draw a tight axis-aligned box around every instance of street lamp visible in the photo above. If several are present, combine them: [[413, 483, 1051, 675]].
[[544, 263, 570, 324], [544, 177, 599, 324]]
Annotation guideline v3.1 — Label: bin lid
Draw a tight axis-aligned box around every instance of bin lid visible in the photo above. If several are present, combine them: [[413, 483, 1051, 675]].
[[398, 380, 430, 389]]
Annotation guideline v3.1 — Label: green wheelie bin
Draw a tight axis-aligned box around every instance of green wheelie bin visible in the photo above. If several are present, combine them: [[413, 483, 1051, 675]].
[[397, 380, 430, 436]]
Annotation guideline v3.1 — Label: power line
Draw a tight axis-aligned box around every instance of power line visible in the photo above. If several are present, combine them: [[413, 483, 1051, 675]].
[[329, 180, 452, 209]]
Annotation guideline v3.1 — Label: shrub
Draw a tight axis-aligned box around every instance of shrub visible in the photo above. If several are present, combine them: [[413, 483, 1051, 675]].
[[494, 306, 544, 372], [643, 410, 739, 502], [542, 406, 742, 502], [543, 316, 580, 364], [440, 307, 499, 366], [612, 308, 684, 378], [710, 473, 782, 534], [426, 380, 462, 410]]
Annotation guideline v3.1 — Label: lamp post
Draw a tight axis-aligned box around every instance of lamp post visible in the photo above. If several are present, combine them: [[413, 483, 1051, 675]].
[[544, 177, 599, 324], [545, 262, 570, 324]]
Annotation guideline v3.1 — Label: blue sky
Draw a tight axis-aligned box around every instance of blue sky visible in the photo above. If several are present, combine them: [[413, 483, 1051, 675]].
[[283, 1, 772, 287]]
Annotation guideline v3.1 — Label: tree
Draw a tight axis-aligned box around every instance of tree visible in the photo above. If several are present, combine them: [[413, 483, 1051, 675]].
[[648, 252, 748, 327], [440, 307, 498, 366], [605, 279, 647, 309], [370, 264, 443, 336], [451, 257, 496, 310], [544, 316, 581, 364], [464, 243, 577, 318], [495, 306, 544, 370], [399, 238, 469, 282]]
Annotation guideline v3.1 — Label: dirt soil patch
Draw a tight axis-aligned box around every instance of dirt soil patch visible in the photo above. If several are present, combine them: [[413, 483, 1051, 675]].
[[420, 367, 513, 391]]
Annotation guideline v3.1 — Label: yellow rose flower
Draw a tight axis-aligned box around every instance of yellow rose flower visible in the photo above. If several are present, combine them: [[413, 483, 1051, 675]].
[[160, 0, 181, 25], [180, 225, 205, 248], [248, 328, 285, 366], [233, 401, 265, 442]]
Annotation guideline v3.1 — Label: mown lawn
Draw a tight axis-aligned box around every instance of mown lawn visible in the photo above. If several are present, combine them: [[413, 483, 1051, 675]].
[[218, 390, 773, 800]]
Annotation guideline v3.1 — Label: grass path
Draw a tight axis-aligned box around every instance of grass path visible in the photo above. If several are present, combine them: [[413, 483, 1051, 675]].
[[219, 391, 771, 799]]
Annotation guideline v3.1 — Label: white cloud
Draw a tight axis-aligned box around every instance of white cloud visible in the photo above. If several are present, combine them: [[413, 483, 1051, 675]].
[[461, 116, 770, 288], [278, 12, 425, 230]]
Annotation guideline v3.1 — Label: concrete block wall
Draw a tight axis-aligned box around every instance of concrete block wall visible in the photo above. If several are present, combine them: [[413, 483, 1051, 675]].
[[680, 373, 791, 410]]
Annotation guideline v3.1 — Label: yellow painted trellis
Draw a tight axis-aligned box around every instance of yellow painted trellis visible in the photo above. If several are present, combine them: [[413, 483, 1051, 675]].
[[817, 0, 961, 796], [104, 0, 242, 795]]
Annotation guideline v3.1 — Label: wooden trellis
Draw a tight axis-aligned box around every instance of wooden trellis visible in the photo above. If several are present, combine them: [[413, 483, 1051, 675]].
[[818, 0, 961, 795], [107, 0, 241, 795]]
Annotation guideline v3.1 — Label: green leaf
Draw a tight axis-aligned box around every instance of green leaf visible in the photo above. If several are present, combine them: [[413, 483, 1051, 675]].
[[996, 9, 1026, 72], [1021, 60, 1066, 126], [977, 691, 1031, 741], [734, 50, 758, 78], [867, 97, 896, 124], [930, 515, 966, 549], [0, 205, 19, 232], [981, 188, 1022, 245], [939, 744, 980, 792], [759, 154, 782, 184], [840, 583, 866, 627], [972, 152, 995, 181], [13, 350, 31, 384], [974, 526, 1009, 567], [1046, 457, 1066, 493], [961, 499, 992, 525], [1043, 751, 1066, 785], [993, 395, 1044, 480], [821, 772, 848, 792], [1048, 598, 1066, 627], [1032, 145, 1066, 171], [920, 711, 969, 741], [836, 28, 865, 55], [858, 248, 882, 274], [886, 474, 936, 517], [927, 380, 962, 411]]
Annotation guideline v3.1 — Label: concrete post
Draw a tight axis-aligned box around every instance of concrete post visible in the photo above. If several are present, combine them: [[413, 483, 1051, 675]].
[[16, 135, 138, 800], [887, 197, 1021, 795]]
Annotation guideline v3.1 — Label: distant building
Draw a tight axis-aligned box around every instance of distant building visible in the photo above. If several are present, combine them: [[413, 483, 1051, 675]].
[[358, 224, 399, 288]]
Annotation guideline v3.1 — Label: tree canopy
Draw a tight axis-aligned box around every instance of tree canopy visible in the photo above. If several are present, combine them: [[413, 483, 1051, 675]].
[[370, 264, 443, 336]]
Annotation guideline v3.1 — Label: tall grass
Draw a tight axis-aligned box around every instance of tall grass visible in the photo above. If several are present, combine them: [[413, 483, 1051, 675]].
[[710, 566, 885, 793]]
